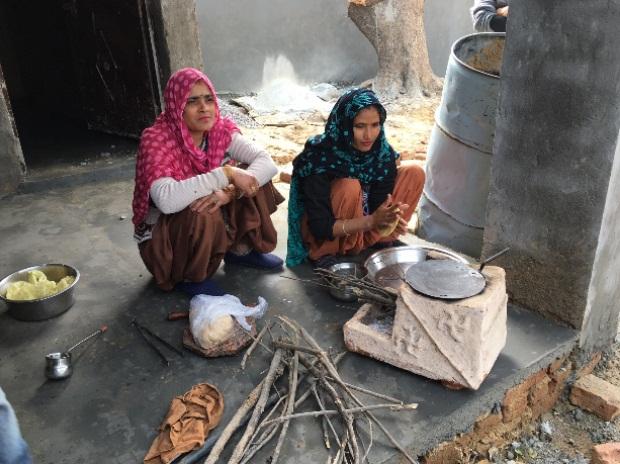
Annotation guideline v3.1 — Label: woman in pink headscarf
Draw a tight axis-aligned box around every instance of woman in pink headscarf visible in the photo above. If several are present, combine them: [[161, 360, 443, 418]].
[[132, 68, 284, 296]]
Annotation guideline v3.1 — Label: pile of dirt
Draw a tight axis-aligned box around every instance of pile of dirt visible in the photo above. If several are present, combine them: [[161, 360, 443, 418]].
[[220, 92, 439, 168]]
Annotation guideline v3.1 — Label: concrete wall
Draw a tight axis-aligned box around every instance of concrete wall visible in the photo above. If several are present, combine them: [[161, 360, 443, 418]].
[[425, 0, 473, 76], [0, 66, 25, 194], [581, 131, 620, 352], [150, 0, 205, 97], [482, 0, 620, 349], [196, 0, 474, 93]]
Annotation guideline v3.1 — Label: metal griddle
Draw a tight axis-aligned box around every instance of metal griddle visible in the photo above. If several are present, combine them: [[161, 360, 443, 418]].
[[405, 247, 509, 300]]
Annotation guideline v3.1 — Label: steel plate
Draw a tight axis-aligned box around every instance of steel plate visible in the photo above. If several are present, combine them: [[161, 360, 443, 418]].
[[364, 245, 468, 289], [405, 259, 485, 299]]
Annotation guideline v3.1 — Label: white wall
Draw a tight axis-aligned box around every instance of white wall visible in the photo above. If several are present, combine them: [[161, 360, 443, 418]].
[[196, 0, 474, 93], [425, 0, 474, 75]]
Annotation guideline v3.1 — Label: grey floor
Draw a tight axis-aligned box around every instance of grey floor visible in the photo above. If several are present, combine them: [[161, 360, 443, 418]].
[[0, 177, 577, 463]]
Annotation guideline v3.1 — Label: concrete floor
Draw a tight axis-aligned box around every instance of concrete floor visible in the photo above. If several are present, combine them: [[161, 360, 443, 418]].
[[0, 175, 577, 463]]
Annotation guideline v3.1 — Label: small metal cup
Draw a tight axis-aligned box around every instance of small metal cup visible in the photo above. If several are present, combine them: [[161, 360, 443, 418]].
[[327, 262, 364, 302], [45, 352, 73, 380]]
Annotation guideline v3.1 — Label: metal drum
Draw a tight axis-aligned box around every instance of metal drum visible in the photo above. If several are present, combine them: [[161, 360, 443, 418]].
[[418, 33, 505, 257]]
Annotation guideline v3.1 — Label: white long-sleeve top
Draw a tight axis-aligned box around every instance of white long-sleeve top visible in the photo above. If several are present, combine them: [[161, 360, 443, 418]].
[[144, 132, 277, 224]]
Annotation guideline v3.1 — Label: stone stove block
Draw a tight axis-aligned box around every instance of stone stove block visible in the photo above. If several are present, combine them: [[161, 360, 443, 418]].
[[343, 266, 507, 389]]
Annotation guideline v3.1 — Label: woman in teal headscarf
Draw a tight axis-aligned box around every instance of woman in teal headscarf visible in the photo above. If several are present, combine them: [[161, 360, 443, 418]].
[[286, 88, 425, 268]]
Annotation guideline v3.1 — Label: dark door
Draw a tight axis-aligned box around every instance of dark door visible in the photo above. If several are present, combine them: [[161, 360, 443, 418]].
[[66, 0, 161, 137]]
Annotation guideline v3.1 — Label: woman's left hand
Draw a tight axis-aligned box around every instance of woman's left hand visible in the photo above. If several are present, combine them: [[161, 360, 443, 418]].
[[393, 203, 410, 236], [190, 189, 232, 214], [393, 217, 409, 236]]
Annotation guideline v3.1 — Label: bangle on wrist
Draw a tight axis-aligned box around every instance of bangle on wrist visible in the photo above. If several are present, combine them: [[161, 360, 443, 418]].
[[341, 219, 350, 236]]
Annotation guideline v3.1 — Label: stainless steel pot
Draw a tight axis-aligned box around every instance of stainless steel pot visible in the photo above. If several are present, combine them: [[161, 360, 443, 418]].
[[364, 245, 467, 289], [0, 264, 80, 321]]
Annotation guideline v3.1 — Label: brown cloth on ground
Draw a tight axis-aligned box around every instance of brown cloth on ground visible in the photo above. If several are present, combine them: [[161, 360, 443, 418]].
[[143, 383, 224, 464], [140, 182, 284, 290], [302, 162, 425, 261]]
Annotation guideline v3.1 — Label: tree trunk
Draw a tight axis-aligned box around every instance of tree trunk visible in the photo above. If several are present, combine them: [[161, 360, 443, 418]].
[[348, 0, 441, 98]]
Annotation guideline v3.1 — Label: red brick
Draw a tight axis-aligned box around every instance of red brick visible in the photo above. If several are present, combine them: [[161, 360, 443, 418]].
[[577, 352, 602, 378], [570, 374, 620, 421], [549, 366, 571, 385], [422, 442, 463, 464], [502, 369, 545, 423], [592, 442, 620, 464], [474, 412, 502, 434], [547, 356, 569, 374], [546, 371, 570, 408], [502, 385, 528, 423], [529, 375, 552, 419]]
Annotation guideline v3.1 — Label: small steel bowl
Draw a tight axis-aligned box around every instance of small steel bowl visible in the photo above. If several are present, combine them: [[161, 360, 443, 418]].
[[326, 262, 366, 303], [0, 264, 79, 321], [45, 352, 73, 380]]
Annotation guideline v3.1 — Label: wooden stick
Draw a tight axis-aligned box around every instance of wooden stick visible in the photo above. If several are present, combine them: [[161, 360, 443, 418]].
[[271, 351, 299, 464], [297, 354, 360, 464], [186, 352, 345, 464], [239, 423, 280, 464], [334, 432, 350, 464], [324, 376, 404, 404], [273, 340, 322, 356], [227, 348, 284, 464], [241, 322, 271, 370], [261, 403, 418, 426], [242, 394, 287, 462], [291, 351, 346, 409], [203, 380, 265, 464], [280, 316, 417, 464], [239, 396, 284, 464], [312, 383, 335, 450]]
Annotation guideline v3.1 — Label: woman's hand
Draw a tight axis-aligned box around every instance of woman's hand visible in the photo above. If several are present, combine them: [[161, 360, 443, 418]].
[[370, 194, 400, 230], [229, 167, 259, 198], [393, 217, 409, 237], [497, 5, 509, 16], [190, 189, 233, 214]]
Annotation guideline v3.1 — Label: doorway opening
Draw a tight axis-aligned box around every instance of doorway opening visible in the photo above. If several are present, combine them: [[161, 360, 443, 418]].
[[0, 0, 161, 182]]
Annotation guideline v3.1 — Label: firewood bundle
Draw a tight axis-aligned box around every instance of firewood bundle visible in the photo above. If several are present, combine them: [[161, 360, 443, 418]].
[[202, 316, 418, 464]]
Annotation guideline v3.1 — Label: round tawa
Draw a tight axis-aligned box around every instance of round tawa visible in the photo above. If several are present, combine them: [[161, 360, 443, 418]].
[[405, 259, 486, 299]]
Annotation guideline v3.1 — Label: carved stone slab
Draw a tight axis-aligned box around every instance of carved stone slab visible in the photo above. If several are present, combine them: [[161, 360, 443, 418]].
[[343, 265, 507, 389]]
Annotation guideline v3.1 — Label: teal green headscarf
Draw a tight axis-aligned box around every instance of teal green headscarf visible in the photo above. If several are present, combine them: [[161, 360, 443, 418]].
[[286, 88, 398, 267]]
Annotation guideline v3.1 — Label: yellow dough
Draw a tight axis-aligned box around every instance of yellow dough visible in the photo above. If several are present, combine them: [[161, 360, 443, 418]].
[[56, 276, 75, 292], [377, 216, 400, 237], [195, 315, 235, 348], [4, 272, 75, 301], [377, 207, 401, 238], [27, 270, 48, 284]]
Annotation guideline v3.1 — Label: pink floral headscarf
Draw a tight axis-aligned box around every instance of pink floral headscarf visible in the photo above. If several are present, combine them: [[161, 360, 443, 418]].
[[132, 68, 239, 228]]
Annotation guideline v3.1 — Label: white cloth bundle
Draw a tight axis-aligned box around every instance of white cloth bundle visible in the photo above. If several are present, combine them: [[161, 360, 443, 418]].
[[189, 294, 268, 348]]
